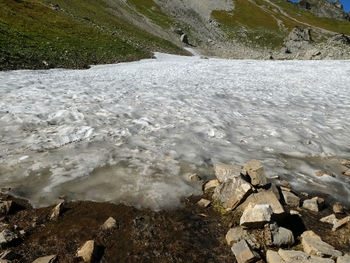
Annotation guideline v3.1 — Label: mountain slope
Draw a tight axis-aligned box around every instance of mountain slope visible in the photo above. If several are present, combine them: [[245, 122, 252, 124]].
[[1, 0, 350, 70]]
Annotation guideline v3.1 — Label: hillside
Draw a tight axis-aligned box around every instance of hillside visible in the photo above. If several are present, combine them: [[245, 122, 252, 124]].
[[1, 0, 350, 70]]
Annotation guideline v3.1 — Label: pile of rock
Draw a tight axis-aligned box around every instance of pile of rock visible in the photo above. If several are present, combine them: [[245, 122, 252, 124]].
[[201, 159, 350, 263]]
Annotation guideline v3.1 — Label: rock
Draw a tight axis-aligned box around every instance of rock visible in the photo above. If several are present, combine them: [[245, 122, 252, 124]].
[[315, 171, 334, 177], [270, 223, 295, 247], [311, 196, 325, 209], [231, 239, 260, 263], [343, 169, 350, 177], [188, 173, 201, 182], [297, 0, 349, 21], [42, 60, 49, 66], [329, 34, 350, 45], [266, 250, 284, 263], [301, 230, 342, 258], [333, 203, 344, 214], [270, 175, 280, 180], [240, 203, 273, 228], [280, 186, 291, 192], [180, 34, 189, 44], [332, 216, 350, 231], [214, 163, 241, 183], [50, 202, 63, 220], [203, 179, 220, 192], [280, 180, 291, 188], [0, 230, 16, 247], [302, 199, 319, 212], [0, 201, 12, 216], [101, 217, 117, 231], [289, 210, 300, 216], [282, 191, 300, 207], [242, 159, 267, 186], [213, 177, 252, 210], [76, 240, 97, 263], [340, 159, 350, 168], [239, 190, 285, 215], [32, 255, 57, 263], [226, 227, 250, 246], [337, 254, 350, 263], [320, 214, 337, 225], [278, 248, 335, 263], [197, 198, 211, 208]]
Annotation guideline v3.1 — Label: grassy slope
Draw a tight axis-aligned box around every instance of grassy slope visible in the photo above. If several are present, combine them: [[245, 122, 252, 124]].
[[0, 0, 186, 70], [212, 0, 350, 50]]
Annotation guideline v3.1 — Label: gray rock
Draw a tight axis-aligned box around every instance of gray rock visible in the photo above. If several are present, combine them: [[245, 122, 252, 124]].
[[337, 254, 350, 263], [225, 227, 250, 246], [0, 230, 16, 247], [213, 177, 252, 210], [32, 255, 57, 263], [101, 217, 117, 230], [278, 248, 335, 263], [270, 223, 295, 247], [231, 239, 260, 263], [302, 199, 319, 212], [240, 203, 274, 228], [242, 159, 267, 186], [214, 163, 241, 183], [329, 34, 350, 45], [282, 191, 300, 207], [301, 231, 342, 258], [76, 240, 97, 263], [266, 250, 284, 263], [197, 198, 211, 208], [332, 216, 350, 231], [203, 179, 220, 192]]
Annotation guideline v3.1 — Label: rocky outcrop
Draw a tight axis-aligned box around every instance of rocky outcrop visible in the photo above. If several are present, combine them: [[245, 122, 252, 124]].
[[297, 0, 349, 21]]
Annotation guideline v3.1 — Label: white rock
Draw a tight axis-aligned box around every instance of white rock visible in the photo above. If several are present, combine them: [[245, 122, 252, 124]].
[[282, 191, 300, 207], [231, 239, 260, 263], [302, 199, 319, 212], [239, 190, 284, 215], [101, 217, 117, 230], [214, 163, 241, 183], [77, 240, 97, 263], [242, 159, 267, 186], [240, 203, 273, 228]]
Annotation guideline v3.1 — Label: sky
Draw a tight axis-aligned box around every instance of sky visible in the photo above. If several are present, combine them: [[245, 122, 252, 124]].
[[289, 0, 350, 12]]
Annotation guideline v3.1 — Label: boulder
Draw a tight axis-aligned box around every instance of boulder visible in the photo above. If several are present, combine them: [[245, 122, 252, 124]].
[[101, 217, 117, 231], [337, 254, 350, 263], [213, 177, 252, 210], [226, 227, 251, 246], [242, 159, 267, 186], [320, 214, 337, 225], [76, 240, 97, 263], [32, 255, 57, 263], [270, 223, 295, 247], [214, 163, 241, 183], [239, 190, 284, 215], [50, 202, 64, 220], [266, 250, 284, 263], [278, 248, 335, 263], [240, 203, 273, 228], [0, 230, 17, 247], [301, 231, 342, 258], [197, 199, 211, 208], [282, 191, 300, 207], [231, 239, 260, 263], [302, 199, 319, 212], [333, 203, 344, 214], [203, 179, 220, 192]]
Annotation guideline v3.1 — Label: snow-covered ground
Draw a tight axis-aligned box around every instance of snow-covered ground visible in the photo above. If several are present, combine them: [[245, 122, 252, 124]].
[[0, 53, 350, 209]]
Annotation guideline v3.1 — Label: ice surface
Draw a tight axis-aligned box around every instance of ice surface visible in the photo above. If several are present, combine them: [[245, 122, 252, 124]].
[[0, 53, 350, 209]]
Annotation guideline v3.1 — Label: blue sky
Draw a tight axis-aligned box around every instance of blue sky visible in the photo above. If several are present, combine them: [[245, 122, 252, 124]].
[[289, 0, 350, 12]]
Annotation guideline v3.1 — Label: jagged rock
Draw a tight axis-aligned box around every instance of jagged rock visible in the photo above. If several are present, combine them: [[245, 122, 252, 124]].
[[188, 173, 201, 182], [284, 27, 313, 53], [32, 255, 57, 263], [333, 203, 344, 214], [240, 203, 273, 228], [197, 198, 211, 208], [180, 34, 189, 44], [50, 202, 64, 220], [239, 190, 285, 215], [329, 34, 350, 45], [266, 250, 284, 263], [0, 201, 12, 216], [231, 239, 260, 263], [282, 191, 300, 207], [213, 177, 252, 210], [242, 159, 267, 186], [214, 163, 241, 183], [101, 217, 117, 231], [312, 196, 325, 209], [337, 254, 350, 263], [278, 248, 335, 263], [270, 223, 295, 247], [343, 169, 350, 177], [302, 199, 319, 212], [320, 214, 337, 224], [332, 216, 350, 231], [203, 179, 220, 192], [301, 230, 342, 258], [297, 0, 349, 21], [76, 240, 97, 263], [226, 227, 250, 246], [0, 230, 16, 247]]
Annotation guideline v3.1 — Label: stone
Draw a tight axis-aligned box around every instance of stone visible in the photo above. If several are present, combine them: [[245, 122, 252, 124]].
[[280, 186, 291, 192], [50, 202, 63, 220], [269, 175, 280, 180], [282, 191, 300, 207], [333, 203, 344, 214], [337, 254, 350, 263], [101, 217, 117, 231], [213, 177, 252, 210], [315, 171, 334, 177], [302, 199, 319, 212], [188, 173, 201, 182], [77, 240, 97, 263], [270, 223, 295, 247], [266, 250, 284, 263], [203, 179, 220, 192], [226, 227, 251, 246], [343, 169, 350, 177], [301, 230, 342, 258], [340, 159, 350, 168], [0, 201, 12, 216], [231, 239, 260, 263], [239, 190, 284, 215], [180, 34, 189, 44], [240, 203, 273, 228], [311, 196, 325, 209], [197, 198, 211, 208], [280, 180, 291, 188], [289, 210, 301, 216], [32, 255, 57, 263], [0, 230, 16, 247], [242, 159, 267, 186], [278, 249, 335, 263], [214, 163, 241, 183], [320, 214, 337, 225], [332, 216, 350, 231]]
